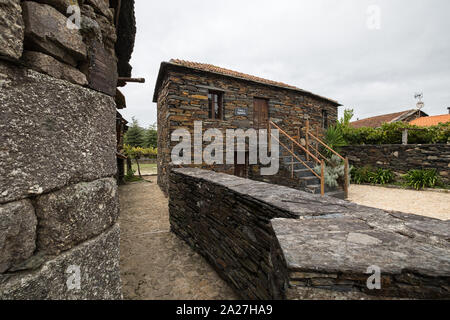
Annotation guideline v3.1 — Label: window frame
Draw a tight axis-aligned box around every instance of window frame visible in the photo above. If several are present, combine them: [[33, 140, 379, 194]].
[[322, 109, 329, 129], [208, 90, 224, 120]]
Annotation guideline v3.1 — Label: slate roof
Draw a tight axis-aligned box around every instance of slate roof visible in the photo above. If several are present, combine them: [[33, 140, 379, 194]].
[[152, 59, 341, 106]]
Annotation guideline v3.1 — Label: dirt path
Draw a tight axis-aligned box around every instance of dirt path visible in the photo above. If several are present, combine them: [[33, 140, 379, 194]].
[[119, 176, 237, 300], [348, 184, 450, 221]]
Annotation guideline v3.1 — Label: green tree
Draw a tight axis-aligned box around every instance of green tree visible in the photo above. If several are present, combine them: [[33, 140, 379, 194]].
[[124, 117, 145, 147], [144, 123, 158, 148], [340, 109, 354, 128]]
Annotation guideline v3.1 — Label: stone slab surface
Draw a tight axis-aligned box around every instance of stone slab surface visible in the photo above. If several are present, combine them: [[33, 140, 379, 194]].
[[35, 178, 119, 254], [0, 0, 24, 61], [34, 0, 78, 15], [22, 50, 88, 86], [0, 199, 37, 273], [0, 61, 117, 204], [21, 1, 87, 66], [173, 168, 450, 299], [273, 217, 450, 277], [0, 224, 122, 300]]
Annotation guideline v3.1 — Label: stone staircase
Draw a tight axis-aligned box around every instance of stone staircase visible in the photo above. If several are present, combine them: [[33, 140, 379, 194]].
[[279, 151, 346, 200], [268, 120, 349, 199]]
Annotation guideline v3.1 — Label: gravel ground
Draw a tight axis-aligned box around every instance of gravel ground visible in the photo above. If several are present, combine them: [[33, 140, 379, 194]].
[[119, 176, 237, 300], [348, 184, 450, 221]]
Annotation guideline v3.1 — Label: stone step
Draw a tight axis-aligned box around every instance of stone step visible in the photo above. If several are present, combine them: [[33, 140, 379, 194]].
[[299, 176, 320, 186], [305, 184, 321, 194], [293, 168, 315, 178], [282, 158, 316, 168], [325, 190, 347, 200]]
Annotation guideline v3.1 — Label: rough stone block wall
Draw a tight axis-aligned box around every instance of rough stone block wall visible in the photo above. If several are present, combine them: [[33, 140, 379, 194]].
[[169, 168, 450, 300], [0, 0, 122, 299], [156, 66, 339, 195], [341, 144, 450, 183], [169, 168, 292, 299]]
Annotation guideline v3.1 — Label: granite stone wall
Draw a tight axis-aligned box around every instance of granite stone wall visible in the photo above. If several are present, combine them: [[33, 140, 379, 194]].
[[169, 168, 450, 300], [0, 0, 123, 299], [342, 144, 450, 183], [156, 65, 339, 195]]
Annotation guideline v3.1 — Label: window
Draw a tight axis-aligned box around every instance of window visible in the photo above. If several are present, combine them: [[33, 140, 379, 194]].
[[208, 91, 223, 120], [322, 110, 328, 129]]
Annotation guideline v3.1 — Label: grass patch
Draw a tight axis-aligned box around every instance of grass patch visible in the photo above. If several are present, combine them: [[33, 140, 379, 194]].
[[132, 163, 157, 171]]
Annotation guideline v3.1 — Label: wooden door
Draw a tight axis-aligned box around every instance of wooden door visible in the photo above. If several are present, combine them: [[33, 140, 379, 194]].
[[253, 98, 269, 129], [234, 152, 248, 178]]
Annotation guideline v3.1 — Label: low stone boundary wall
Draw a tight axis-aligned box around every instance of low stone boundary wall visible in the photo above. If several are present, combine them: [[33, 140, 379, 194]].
[[341, 144, 450, 183], [169, 169, 292, 299], [169, 168, 450, 299]]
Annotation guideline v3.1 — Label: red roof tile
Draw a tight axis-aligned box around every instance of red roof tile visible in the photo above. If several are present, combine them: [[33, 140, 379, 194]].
[[350, 110, 415, 129], [410, 115, 450, 127]]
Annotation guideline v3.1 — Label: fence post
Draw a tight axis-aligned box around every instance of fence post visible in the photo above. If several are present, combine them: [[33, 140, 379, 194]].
[[291, 141, 294, 178], [267, 120, 272, 153], [344, 157, 349, 199], [320, 160, 325, 196], [306, 119, 310, 161], [315, 126, 320, 158], [402, 129, 408, 145]]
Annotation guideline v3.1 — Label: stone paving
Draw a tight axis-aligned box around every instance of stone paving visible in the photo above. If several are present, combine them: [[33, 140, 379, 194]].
[[119, 176, 238, 300]]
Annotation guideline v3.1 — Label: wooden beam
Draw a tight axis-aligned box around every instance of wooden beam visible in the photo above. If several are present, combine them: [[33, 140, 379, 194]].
[[115, 0, 122, 32], [118, 77, 146, 83]]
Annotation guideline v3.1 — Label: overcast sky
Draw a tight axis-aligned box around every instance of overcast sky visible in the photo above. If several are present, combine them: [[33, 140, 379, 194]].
[[120, 0, 450, 128]]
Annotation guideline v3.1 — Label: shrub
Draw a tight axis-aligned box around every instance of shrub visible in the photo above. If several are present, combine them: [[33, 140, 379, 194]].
[[351, 166, 372, 184], [124, 145, 157, 159], [351, 166, 394, 185], [404, 169, 439, 190], [322, 125, 347, 157], [314, 155, 351, 188], [124, 168, 141, 182], [342, 122, 450, 145], [371, 168, 395, 185]]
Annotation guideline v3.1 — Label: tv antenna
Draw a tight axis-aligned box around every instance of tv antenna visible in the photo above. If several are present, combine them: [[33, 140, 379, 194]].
[[414, 92, 424, 111]]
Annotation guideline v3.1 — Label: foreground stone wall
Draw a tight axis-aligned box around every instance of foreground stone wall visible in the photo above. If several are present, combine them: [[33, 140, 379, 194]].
[[0, 0, 123, 299], [169, 168, 450, 299], [169, 169, 292, 299], [342, 144, 450, 183]]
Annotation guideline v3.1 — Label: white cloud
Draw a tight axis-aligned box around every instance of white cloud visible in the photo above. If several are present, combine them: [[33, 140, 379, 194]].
[[120, 0, 450, 127]]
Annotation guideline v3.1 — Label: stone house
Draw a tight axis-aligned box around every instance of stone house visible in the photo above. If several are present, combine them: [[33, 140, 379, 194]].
[[153, 59, 342, 195]]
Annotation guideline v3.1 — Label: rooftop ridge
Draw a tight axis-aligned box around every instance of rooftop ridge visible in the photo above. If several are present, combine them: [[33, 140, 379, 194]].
[[151, 59, 341, 106]]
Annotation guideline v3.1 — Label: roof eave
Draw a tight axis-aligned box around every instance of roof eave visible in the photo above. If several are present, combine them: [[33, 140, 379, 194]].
[[153, 62, 342, 106]]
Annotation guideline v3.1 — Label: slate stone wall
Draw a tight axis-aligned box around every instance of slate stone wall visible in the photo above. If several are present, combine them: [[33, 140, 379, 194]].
[[156, 65, 339, 195], [341, 144, 450, 183], [169, 168, 292, 299], [170, 168, 450, 300], [0, 0, 122, 299]]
